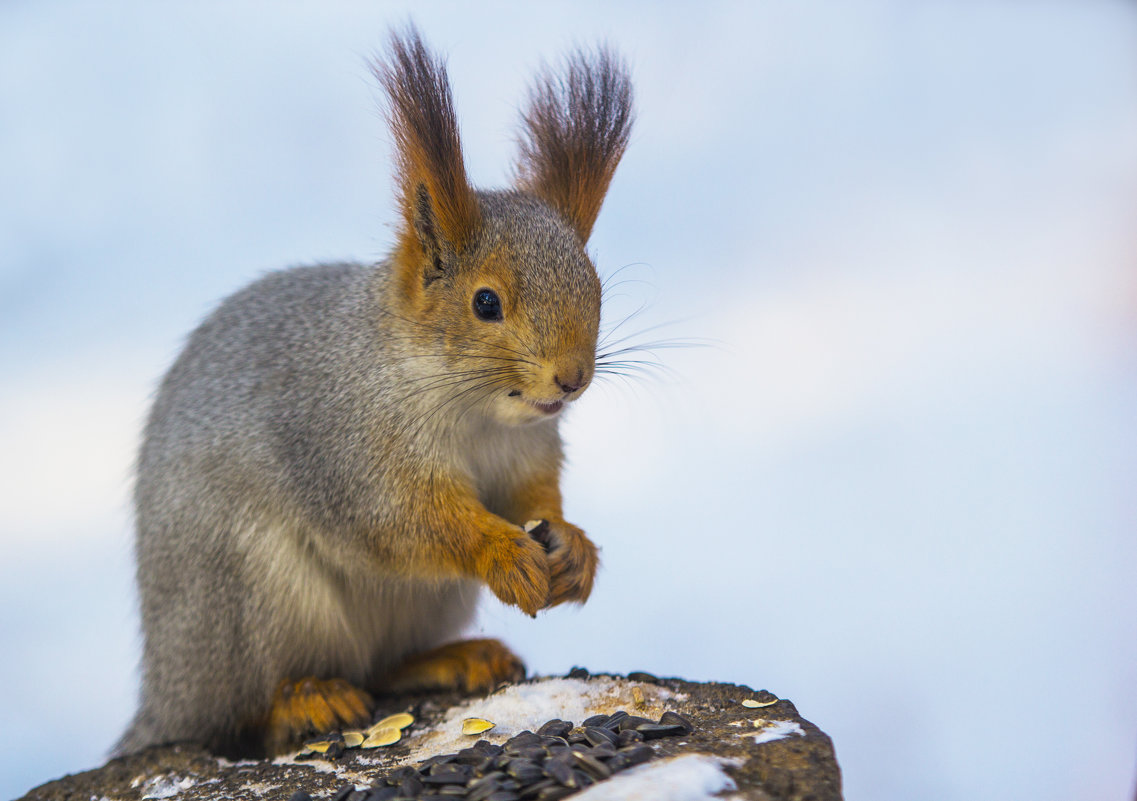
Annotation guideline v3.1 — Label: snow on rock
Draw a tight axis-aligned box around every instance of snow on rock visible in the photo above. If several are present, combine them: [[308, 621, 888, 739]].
[[407, 676, 686, 759], [748, 719, 805, 745], [572, 754, 739, 801], [137, 775, 196, 799]]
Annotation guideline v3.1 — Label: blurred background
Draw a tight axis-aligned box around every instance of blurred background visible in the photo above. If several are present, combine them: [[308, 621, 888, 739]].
[[2, 2, 1135, 799]]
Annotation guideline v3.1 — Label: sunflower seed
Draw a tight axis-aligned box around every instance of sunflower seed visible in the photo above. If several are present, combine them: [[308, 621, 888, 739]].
[[742, 697, 778, 708], [361, 726, 401, 748], [369, 712, 415, 734], [462, 718, 496, 735]]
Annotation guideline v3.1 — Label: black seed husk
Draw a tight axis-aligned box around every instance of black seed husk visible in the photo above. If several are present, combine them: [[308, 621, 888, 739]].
[[659, 711, 694, 733], [387, 767, 420, 785], [617, 728, 644, 746], [600, 711, 628, 731], [570, 751, 612, 780], [289, 707, 696, 801], [484, 792, 521, 801], [542, 759, 575, 787], [399, 774, 425, 796], [619, 744, 654, 767], [626, 671, 659, 682], [635, 723, 686, 740], [535, 787, 576, 801], [536, 719, 572, 738], [615, 715, 653, 732], [582, 726, 617, 748], [518, 778, 557, 799]]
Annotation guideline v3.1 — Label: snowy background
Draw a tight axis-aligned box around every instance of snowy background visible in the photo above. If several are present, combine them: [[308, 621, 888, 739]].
[[2, 2, 1136, 800]]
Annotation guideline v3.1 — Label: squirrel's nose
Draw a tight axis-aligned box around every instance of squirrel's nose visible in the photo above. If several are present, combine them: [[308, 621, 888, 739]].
[[554, 370, 585, 395]]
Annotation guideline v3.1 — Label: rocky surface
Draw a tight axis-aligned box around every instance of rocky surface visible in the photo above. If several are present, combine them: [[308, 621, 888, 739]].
[[19, 672, 842, 801]]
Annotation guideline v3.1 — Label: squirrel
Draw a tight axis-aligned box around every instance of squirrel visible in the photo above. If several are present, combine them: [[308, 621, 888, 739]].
[[115, 27, 634, 757]]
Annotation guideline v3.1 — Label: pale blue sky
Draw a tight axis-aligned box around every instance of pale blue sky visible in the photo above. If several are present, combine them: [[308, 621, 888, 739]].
[[2, 3, 1136, 800]]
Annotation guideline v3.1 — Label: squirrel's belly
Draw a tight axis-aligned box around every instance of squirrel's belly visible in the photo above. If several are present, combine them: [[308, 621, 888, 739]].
[[239, 518, 479, 684]]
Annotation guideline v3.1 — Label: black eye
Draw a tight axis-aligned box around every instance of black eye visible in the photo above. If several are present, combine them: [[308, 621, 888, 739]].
[[473, 288, 503, 321]]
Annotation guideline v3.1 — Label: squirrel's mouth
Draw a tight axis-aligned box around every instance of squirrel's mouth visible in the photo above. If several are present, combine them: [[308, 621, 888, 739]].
[[508, 389, 565, 416], [528, 399, 564, 415]]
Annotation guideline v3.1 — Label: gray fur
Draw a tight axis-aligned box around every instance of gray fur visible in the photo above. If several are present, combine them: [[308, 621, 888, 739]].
[[118, 29, 632, 756], [118, 193, 595, 755]]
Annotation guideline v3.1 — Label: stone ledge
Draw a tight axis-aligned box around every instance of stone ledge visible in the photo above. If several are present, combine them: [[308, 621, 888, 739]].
[[20, 673, 842, 801]]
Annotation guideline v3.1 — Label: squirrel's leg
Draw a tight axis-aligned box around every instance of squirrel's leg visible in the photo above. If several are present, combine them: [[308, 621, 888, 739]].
[[501, 470, 599, 608], [402, 478, 552, 616], [375, 637, 526, 694], [264, 676, 373, 755]]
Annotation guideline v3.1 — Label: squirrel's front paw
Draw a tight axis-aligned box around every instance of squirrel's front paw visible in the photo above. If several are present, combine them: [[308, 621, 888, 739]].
[[477, 527, 551, 617], [527, 519, 599, 607]]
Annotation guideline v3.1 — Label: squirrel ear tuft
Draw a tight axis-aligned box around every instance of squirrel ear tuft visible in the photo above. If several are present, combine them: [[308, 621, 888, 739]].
[[515, 46, 634, 243], [373, 26, 481, 275]]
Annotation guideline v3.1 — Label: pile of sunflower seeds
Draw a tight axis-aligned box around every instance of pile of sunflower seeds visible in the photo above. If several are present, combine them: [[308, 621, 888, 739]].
[[290, 709, 695, 801]]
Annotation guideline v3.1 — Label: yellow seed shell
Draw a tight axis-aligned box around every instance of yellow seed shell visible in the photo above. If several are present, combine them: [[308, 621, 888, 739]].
[[342, 731, 366, 748], [742, 698, 778, 708], [302, 739, 334, 754], [632, 686, 646, 708], [361, 727, 401, 748], [461, 717, 496, 735], [369, 712, 415, 735]]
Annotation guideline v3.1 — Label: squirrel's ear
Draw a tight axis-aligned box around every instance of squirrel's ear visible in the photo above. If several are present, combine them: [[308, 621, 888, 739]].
[[374, 27, 481, 287], [515, 46, 634, 243]]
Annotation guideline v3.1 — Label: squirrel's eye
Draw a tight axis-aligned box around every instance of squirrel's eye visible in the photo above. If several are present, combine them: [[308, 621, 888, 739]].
[[473, 288, 503, 321]]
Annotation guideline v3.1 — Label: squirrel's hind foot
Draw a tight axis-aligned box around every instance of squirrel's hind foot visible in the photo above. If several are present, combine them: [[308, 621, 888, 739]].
[[265, 676, 374, 755], [378, 637, 526, 694]]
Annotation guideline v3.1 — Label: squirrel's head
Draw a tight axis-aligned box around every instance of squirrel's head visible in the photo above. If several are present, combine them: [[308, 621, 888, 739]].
[[374, 28, 633, 426]]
